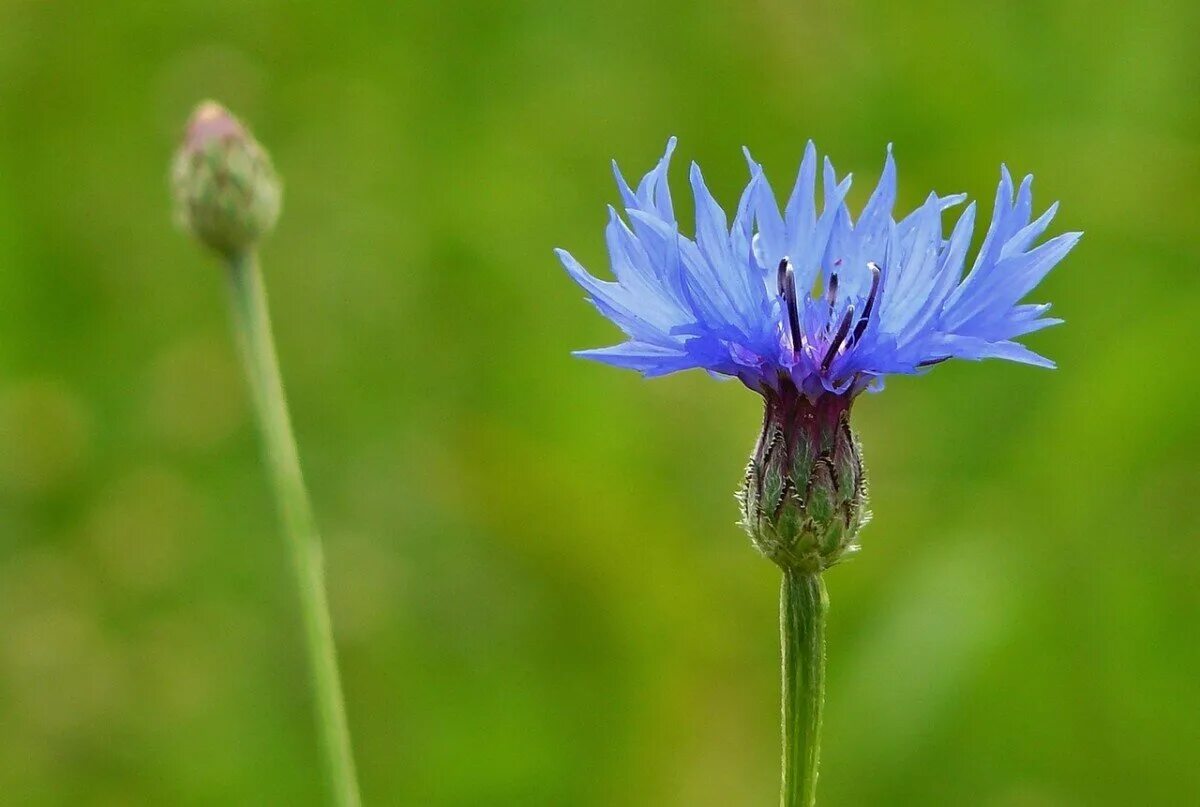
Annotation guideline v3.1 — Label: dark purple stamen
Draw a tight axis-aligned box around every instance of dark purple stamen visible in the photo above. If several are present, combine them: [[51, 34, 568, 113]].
[[851, 262, 882, 345], [826, 272, 839, 323], [777, 258, 803, 352], [821, 303, 855, 373]]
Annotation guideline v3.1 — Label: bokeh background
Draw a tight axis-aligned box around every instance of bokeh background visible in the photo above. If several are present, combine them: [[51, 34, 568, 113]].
[[1, 1, 1197, 804]]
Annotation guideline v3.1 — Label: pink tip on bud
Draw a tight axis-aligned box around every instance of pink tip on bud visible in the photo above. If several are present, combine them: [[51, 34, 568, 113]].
[[183, 101, 247, 153]]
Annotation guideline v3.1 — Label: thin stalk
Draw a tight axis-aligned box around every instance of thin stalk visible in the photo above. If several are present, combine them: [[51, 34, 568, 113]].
[[780, 570, 828, 807], [224, 250, 362, 807]]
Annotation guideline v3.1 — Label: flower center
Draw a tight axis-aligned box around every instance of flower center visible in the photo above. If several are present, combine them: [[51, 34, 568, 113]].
[[777, 259, 882, 374]]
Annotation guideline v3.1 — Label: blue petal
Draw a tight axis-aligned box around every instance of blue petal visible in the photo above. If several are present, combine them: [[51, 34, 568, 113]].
[[575, 342, 696, 376]]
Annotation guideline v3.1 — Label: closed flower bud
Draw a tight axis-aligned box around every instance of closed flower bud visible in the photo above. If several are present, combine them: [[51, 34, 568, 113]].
[[738, 386, 868, 573], [171, 101, 281, 258]]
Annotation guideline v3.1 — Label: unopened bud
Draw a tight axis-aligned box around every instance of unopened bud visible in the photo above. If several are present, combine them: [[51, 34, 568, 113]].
[[171, 101, 281, 258], [738, 387, 868, 573]]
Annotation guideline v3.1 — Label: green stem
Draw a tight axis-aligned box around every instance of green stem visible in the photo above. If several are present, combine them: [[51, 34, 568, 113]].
[[780, 570, 827, 807], [224, 251, 362, 807]]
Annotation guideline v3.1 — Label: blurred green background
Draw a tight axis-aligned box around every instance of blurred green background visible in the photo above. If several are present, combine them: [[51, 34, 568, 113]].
[[1, 1, 1197, 805]]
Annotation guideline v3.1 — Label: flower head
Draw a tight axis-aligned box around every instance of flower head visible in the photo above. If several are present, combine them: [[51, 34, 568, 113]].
[[558, 139, 1080, 400], [560, 140, 1080, 571]]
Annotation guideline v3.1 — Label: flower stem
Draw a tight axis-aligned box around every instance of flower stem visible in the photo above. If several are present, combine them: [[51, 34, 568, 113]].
[[224, 251, 362, 807], [780, 570, 827, 807]]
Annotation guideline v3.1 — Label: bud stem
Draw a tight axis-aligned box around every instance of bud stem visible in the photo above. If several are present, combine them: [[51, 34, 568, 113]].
[[224, 251, 362, 807], [780, 570, 827, 807]]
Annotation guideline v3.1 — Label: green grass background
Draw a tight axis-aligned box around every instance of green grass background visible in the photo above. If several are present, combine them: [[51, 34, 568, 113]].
[[0, 1, 1197, 804]]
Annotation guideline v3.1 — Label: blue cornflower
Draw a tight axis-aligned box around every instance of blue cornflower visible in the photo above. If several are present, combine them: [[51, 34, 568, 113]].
[[557, 139, 1080, 400], [559, 141, 1081, 803]]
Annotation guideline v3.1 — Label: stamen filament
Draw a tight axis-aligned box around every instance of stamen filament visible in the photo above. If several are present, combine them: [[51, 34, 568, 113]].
[[851, 262, 882, 345], [778, 258, 804, 354], [826, 272, 839, 325], [821, 304, 856, 372]]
